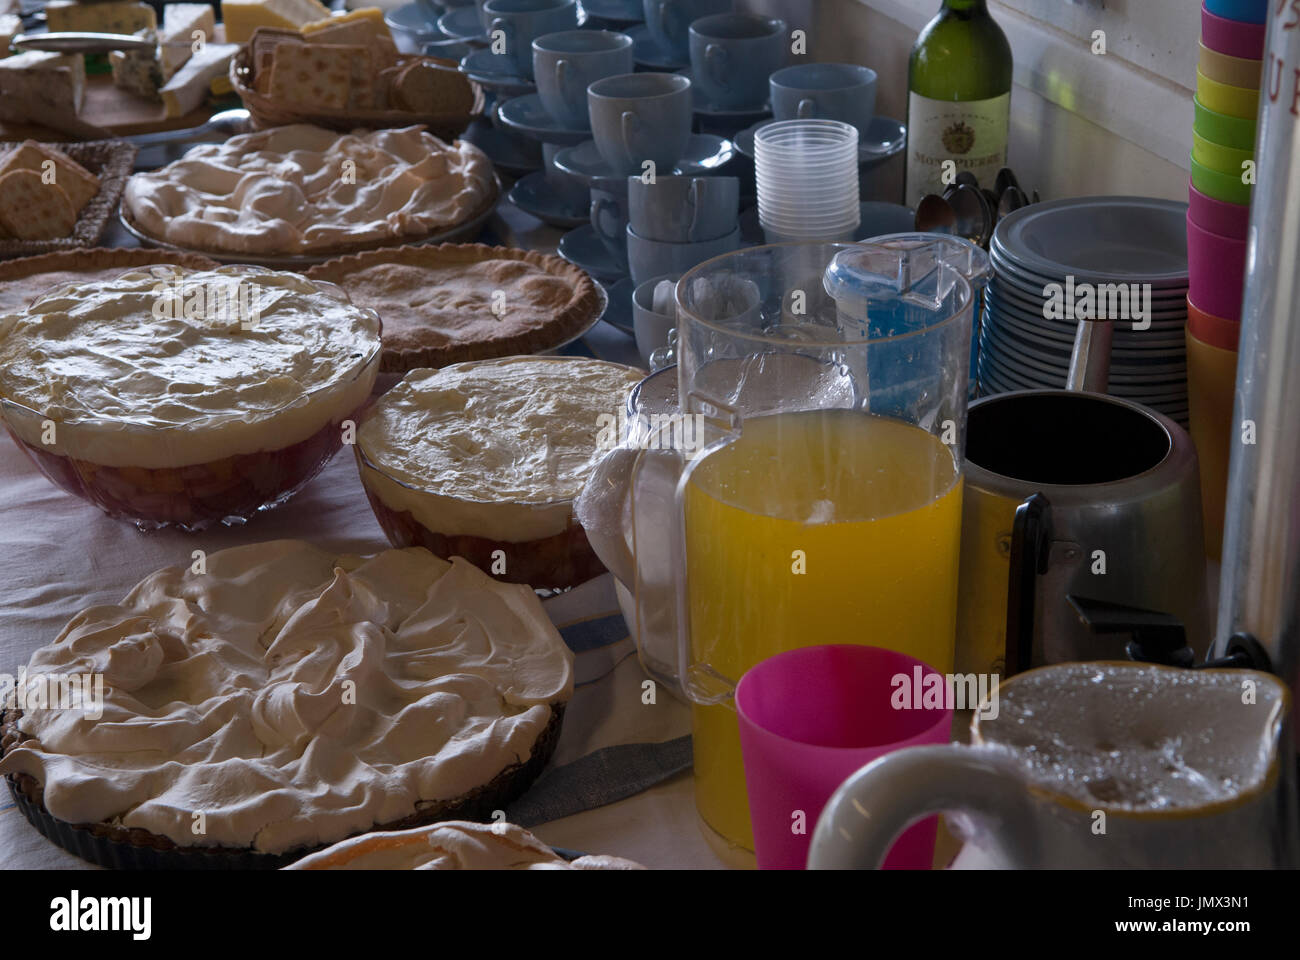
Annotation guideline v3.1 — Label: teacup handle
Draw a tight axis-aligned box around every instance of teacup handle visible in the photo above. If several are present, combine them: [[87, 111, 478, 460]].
[[807, 745, 1042, 870], [590, 194, 623, 247], [620, 109, 641, 169], [490, 17, 513, 60], [686, 179, 703, 242], [796, 96, 816, 119], [555, 58, 573, 104], [704, 42, 729, 89]]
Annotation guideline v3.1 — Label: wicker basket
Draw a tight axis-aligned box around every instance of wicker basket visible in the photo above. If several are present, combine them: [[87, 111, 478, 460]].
[[229, 47, 484, 141], [0, 140, 138, 261]]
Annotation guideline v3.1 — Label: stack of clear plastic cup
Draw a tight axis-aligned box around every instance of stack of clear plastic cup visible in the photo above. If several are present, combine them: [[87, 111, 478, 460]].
[[755, 119, 860, 243]]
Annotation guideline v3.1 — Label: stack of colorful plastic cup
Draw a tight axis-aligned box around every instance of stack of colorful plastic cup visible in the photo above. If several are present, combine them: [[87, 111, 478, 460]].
[[1190, 0, 1264, 559]]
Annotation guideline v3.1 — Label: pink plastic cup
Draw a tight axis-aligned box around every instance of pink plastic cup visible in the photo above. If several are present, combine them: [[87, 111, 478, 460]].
[[1189, 178, 1251, 240], [735, 644, 953, 870], [1187, 210, 1248, 320], [1202, 3, 1266, 60]]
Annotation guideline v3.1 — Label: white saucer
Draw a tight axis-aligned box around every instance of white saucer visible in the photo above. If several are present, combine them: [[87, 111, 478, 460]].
[[497, 93, 591, 146], [553, 134, 736, 186], [508, 170, 590, 228], [438, 5, 487, 43], [459, 49, 536, 95], [734, 115, 908, 167], [559, 224, 628, 281]]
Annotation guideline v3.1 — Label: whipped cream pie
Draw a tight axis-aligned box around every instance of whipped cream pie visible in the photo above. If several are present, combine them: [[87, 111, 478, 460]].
[[0, 265, 380, 529], [356, 357, 644, 589], [286, 821, 644, 870], [122, 124, 495, 256], [0, 541, 574, 864]]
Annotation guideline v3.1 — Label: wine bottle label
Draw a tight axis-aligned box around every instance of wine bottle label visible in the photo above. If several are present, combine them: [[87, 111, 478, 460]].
[[906, 91, 1010, 204]]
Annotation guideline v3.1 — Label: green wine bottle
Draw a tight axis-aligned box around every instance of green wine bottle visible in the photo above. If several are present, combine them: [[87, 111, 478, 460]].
[[906, 0, 1013, 206]]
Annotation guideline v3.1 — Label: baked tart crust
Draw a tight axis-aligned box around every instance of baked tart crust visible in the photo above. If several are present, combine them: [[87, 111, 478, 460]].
[[306, 243, 606, 372]]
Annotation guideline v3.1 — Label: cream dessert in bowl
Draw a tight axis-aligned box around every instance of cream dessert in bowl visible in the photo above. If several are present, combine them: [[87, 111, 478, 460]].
[[356, 357, 644, 589], [285, 821, 644, 870], [0, 541, 574, 869], [122, 124, 496, 258], [0, 265, 381, 530]]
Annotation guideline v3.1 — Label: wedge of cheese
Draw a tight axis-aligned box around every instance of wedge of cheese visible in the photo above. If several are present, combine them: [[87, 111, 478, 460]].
[[159, 41, 237, 118], [221, 0, 331, 44], [45, 0, 157, 35], [0, 140, 100, 212], [161, 3, 217, 80], [302, 7, 393, 45], [0, 12, 21, 58], [0, 52, 86, 125]]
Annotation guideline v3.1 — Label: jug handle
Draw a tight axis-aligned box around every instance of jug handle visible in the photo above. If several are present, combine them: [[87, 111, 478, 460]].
[[1067, 319, 1112, 393], [1004, 492, 1052, 675], [807, 744, 1041, 870], [579, 446, 639, 589]]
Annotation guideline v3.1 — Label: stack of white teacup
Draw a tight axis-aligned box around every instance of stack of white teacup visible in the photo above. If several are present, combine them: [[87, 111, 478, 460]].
[[627, 173, 740, 364]]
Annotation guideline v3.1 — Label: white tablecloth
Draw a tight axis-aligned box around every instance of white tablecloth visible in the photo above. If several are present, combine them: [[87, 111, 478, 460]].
[[0, 431, 727, 869]]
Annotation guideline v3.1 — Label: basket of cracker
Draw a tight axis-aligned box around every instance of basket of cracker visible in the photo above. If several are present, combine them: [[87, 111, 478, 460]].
[[0, 139, 138, 260], [230, 17, 484, 139]]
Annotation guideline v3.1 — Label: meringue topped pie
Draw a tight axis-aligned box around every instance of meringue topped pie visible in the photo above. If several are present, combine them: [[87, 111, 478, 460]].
[[122, 124, 496, 257], [286, 821, 643, 870], [0, 541, 574, 868], [0, 265, 381, 529], [357, 357, 644, 589], [306, 243, 605, 372]]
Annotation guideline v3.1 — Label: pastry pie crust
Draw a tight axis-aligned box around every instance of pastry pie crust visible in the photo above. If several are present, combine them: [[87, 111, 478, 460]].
[[0, 248, 218, 317], [306, 243, 605, 371]]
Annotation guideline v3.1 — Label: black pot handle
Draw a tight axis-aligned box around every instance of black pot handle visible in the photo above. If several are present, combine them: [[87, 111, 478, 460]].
[[1004, 493, 1052, 676]]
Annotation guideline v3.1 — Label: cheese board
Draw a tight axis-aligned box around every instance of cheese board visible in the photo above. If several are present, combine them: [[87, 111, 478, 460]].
[[0, 69, 236, 140]]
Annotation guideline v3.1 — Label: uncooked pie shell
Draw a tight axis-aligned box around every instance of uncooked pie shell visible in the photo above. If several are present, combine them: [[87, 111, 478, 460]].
[[1, 703, 564, 870], [305, 243, 605, 372], [0, 248, 219, 317]]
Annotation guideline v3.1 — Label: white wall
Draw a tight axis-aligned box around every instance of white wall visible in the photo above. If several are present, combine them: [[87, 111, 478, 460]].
[[749, 0, 1197, 203]]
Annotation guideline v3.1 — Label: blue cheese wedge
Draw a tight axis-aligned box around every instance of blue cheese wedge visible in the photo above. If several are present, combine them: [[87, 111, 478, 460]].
[[45, 0, 157, 34], [109, 4, 218, 99], [159, 41, 237, 118]]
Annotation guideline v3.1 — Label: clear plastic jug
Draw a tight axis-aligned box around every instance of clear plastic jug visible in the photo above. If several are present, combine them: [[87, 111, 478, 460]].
[[622, 242, 976, 856]]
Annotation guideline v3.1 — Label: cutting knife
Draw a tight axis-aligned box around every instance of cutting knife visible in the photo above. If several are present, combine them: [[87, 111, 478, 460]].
[[12, 31, 195, 55]]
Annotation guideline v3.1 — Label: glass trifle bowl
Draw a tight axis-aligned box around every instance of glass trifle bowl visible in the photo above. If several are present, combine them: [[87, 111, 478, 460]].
[[0, 265, 382, 531], [355, 356, 645, 590]]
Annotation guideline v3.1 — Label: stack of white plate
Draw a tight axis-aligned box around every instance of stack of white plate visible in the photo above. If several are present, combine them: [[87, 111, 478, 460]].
[[979, 196, 1190, 426]]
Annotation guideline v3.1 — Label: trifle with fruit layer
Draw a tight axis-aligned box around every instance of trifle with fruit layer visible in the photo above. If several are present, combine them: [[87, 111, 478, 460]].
[[0, 265, 381, 530]]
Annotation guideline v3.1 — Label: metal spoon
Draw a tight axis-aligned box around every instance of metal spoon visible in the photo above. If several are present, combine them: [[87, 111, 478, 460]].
[[914, 193, 958, 233], [995, 167, 1022, 199], [949, 183, 993, 246], [997, 184, 1028, 220], [955, 170, 981, 191]]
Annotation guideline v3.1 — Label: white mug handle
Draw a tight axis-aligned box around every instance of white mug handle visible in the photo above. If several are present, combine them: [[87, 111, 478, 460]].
[[796, 96, 816, 119], [686, 178, 703, 242], [807, 744, 1042, 870], [620, 109, 641, 170], [705, 43, 729, 90], [490, 17, 513, 63]]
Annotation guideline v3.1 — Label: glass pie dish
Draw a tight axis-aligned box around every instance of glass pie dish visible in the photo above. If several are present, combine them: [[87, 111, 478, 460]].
[[0, 265, 382, 531]]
